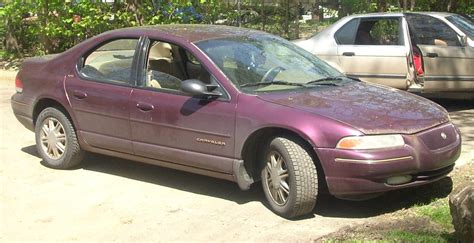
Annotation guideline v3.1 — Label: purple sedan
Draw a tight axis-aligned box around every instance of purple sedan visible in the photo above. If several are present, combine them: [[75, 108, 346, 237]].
[[11, 25, 461, 218]]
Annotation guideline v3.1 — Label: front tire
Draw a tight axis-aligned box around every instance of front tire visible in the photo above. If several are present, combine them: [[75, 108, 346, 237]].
[[35, 107, 84, 169], [261, 137, 318, 218]]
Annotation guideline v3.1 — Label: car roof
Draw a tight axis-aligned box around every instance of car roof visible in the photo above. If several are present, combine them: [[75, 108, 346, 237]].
[[106, 24, 265, 43], [348, 11, 455, 18]]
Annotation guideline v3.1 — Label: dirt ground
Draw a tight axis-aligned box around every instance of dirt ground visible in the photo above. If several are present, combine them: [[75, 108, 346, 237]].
[[315, 163, 474, 241], [0, 70, 472, 241]]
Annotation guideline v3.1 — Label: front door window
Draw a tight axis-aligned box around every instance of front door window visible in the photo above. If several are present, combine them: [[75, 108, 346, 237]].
[[406, 14, 461, 47]]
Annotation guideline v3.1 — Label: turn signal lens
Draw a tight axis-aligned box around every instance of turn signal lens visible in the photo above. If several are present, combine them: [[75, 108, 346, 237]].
[[15, 76, 23, 93], [336, 135, 404, 150]]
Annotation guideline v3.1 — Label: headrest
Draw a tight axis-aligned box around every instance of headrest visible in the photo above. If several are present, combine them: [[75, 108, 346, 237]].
[[149, 42, 172, 60]]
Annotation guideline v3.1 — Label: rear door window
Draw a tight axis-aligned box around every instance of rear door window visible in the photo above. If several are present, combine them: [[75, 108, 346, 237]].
[[336, 17, 403, 45], [80, 39, 139, 84], [354, 18, 403, 45]]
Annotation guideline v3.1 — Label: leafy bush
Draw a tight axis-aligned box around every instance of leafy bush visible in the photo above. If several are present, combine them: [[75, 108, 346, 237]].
[[2, 0, 472, 57], [2, 0, 220, 56]]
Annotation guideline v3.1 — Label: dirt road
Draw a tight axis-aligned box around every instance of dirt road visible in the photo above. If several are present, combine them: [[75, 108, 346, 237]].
[[1, 71, 472, 241]]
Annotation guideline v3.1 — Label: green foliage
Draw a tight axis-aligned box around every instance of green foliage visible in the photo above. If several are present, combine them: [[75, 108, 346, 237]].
[[415, 199, 453, 230], [387, 230, 455, 242], [1, 0, 473, 57]]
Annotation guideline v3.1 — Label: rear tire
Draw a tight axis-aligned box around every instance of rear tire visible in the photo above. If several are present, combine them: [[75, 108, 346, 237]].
[[261, 137, 318, 218], [35, 107, 84, 169]]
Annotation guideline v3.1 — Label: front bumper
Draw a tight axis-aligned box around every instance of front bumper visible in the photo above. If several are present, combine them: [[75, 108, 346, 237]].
[[317, 122, 461, 197]]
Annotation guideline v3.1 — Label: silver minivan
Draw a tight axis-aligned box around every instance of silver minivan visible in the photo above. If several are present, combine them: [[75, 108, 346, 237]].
[[294, 12, 473, 96]]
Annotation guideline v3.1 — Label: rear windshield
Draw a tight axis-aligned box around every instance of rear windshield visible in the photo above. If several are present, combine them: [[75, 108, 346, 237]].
[[446, 15, 474, 40]]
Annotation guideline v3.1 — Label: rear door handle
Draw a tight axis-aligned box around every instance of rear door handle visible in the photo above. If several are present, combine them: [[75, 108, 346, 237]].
[[136, 102, 154, 112], [73, 90, 87, 99], [426, 52, 438, 58], [342, 52, 355, 56]]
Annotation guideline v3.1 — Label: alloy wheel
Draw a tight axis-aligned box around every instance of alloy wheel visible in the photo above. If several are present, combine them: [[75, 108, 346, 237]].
[[263, 151, 290, 206], [39, 117, 67, 160]]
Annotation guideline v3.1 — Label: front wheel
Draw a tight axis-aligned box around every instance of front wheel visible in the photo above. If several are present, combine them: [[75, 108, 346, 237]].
[[35, 107, 84, 169], [261, 137, 318, 218]]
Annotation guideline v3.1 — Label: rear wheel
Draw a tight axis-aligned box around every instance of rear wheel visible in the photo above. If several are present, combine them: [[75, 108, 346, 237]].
[[35, 107, 84, 169], [261, 137, 318, 218]]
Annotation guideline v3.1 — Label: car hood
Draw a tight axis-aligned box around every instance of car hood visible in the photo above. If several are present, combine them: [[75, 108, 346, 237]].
[[257, 82, 449, 134]]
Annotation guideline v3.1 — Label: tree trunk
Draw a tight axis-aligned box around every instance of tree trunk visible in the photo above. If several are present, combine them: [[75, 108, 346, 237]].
[[261, 0, 265, 31], [447, 0, 458, 12], [4, 19, 22, 57], [317, 1, 323, 21], [410, 0, 416, 11], [125, 0, 144, 26], [378, 0, 387, 12], [285, 0, 290, 38], [39, 0, 53, 54], [237, 0, 241, 27]]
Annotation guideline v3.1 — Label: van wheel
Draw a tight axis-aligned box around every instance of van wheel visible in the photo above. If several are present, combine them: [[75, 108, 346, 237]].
[[261, 137, 318, 218], [35, 107, 84, 169]]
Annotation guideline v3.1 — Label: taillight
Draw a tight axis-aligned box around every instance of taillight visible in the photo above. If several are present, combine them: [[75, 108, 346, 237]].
[[15, 76, 23, 93], [413, 51, 424, 76]]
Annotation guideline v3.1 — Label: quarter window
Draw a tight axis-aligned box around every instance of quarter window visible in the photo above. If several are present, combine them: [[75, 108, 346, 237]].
[[406, 14, 461, 46], [335, 19, 359, 45], [80, 39, 139, 84]]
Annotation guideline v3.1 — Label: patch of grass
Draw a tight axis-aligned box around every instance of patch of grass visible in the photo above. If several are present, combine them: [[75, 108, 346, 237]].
[[387, 230, 454, 242], [415, 199, 453, 230], [325, 240, 380, 243]]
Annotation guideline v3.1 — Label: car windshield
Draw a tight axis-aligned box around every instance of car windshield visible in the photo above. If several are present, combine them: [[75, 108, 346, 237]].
[[196, 34, 350, 93], [446, 15, 474, 40]]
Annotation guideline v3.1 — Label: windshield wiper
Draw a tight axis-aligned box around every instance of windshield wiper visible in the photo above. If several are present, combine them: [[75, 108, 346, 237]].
[[241, 81, 306, 87], [305, 76, 344, 86]]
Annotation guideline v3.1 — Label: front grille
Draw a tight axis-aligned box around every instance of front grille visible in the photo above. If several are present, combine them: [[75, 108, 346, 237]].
[[414, 164, 454, 181], [418, 123, 457, 150]]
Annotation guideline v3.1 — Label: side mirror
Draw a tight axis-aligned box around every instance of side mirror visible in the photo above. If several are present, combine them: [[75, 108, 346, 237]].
[[180, 79, 222, 98]]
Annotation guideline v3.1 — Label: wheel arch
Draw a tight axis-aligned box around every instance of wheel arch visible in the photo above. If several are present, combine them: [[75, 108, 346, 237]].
[[240, 126, 326, 186], [33, 98, 76, 131]]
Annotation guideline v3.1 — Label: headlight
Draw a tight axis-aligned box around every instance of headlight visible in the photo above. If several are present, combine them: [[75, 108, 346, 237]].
[[336, 135, 404, 150]]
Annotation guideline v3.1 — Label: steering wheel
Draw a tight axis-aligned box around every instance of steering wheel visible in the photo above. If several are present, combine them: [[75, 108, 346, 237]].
[[260, 66, 284, 83]]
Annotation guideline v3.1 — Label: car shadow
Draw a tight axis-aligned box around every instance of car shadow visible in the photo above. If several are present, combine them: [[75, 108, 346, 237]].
[[21, 145, 453, 219], [428, 98, 474, 112], [314, 176, 453, 218], [21, 145, 262, 205]]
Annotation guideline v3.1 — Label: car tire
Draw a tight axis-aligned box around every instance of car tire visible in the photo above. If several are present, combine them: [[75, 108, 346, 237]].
[[261, 136, 318, 218], [35, 107, 84, 169]]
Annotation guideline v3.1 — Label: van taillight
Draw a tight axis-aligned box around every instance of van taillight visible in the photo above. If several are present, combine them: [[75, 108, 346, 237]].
[[15, 77, 23, 93]]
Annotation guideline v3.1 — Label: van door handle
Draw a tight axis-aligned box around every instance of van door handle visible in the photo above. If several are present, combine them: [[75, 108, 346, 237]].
[[136, 102, 154, 112], [342, 52, 355, 56], [73, 90, 87, 99], [426, 52, 438, 58]]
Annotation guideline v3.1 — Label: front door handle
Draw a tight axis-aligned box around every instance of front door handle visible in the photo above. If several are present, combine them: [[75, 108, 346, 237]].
[[426, 52, 438, 58], [73, 90, 87, 99], [136, 102, 154, 112], [342, 52, 355, 56]]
